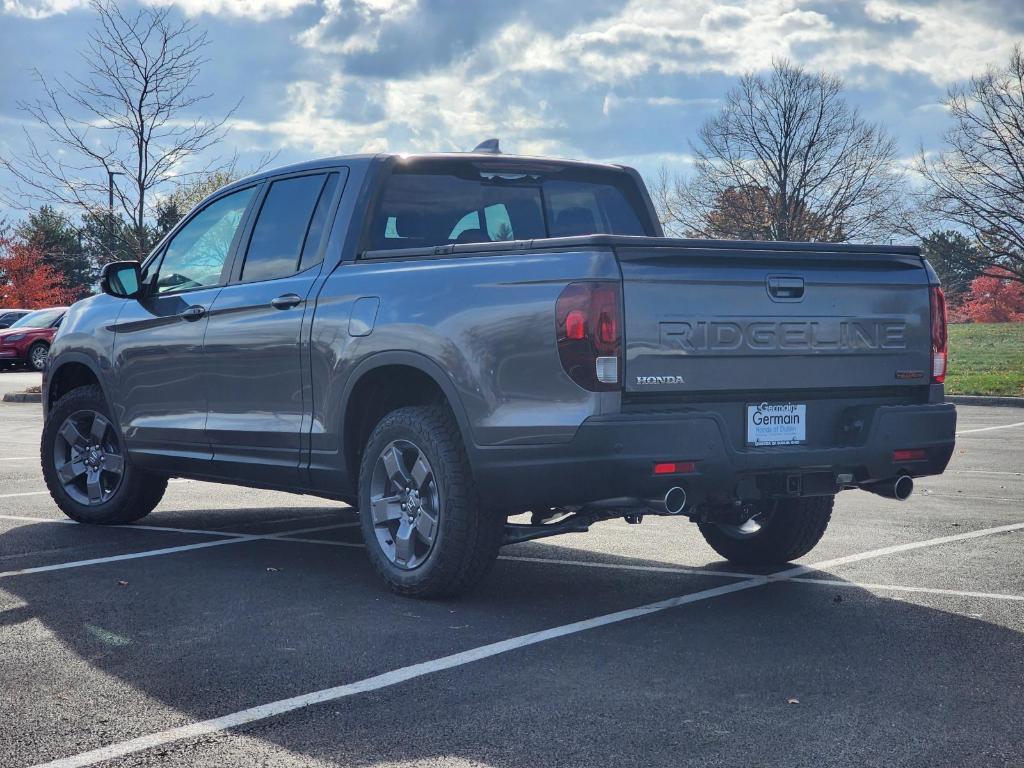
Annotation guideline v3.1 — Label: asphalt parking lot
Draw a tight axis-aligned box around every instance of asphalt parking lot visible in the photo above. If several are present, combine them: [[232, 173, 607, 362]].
[[2, 395, 1023, 768]]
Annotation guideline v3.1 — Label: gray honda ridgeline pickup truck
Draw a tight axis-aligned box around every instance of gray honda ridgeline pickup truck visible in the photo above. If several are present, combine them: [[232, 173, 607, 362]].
[[41, 149, 956, 597]]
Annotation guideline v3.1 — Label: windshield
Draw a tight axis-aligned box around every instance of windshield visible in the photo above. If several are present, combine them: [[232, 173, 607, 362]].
[[9, 308, 64, 329], [369, 160, 654, 252]]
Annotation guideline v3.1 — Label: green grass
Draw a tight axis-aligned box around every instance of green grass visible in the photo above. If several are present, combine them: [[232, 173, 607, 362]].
[[946, 323, 1024, 397]]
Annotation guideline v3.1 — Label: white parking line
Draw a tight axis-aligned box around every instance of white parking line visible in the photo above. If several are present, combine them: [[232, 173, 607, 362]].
[[0, 514, 248, 538], [29, 520, 1024, 768], [922, 493, 1024, 502], [27, 578, 766, 768], [950, 469, 1023, 477], [789, 577, 1024, 602], [272, 535, 364, 548], [0, 514, 359, 539], [957, 420, 1024, 435], [0, 537, 259, 578], [781, 521, 1024, 574], [0, 522, 359, 579], [0, 481, 190, 500], [0, 456, 36, 461], [498, 554, 753, 579]]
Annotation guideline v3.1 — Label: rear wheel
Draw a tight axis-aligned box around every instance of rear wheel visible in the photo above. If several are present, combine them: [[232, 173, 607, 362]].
[[358, 405, 503, 598], [41, 385, 167, 524], [698, 496, 834, 565]]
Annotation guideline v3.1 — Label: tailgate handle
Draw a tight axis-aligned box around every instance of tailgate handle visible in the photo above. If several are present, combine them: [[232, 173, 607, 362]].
[[767, 276, 805, 301]]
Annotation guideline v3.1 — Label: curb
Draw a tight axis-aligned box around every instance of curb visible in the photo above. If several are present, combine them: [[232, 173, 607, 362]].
[[947, 395, 1024, 408], [2, 392, 41, 403]]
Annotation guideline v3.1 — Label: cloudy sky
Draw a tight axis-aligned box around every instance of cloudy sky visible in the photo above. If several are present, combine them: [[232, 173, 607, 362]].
[[2, 0, 1023, 222]]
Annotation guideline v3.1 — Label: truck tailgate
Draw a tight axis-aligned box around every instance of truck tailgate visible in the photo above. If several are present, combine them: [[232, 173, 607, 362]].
[[616, 242, 932, 395]]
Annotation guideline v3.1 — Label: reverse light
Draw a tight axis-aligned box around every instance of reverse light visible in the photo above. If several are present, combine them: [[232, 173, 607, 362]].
[[929, 285, 948, 383], [555, 282, 622, 391]]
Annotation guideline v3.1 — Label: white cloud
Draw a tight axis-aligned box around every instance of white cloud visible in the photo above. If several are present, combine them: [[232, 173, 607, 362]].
[[149, 0, 314, 19], [6, 0, 1023, 191], [3, 0, 311, 19], [806, 0, 1024, 83], [2, 0, 87, 19], [214, 0, 1024, 175]]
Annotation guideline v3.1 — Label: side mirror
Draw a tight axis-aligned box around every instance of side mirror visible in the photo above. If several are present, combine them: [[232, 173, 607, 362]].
[[100, 261, 142, 299]]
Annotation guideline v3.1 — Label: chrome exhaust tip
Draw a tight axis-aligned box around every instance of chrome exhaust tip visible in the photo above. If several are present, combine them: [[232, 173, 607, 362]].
[[894, 475, 914, 501], [664, 486, 687, 515], [862, 475, 914, 501]]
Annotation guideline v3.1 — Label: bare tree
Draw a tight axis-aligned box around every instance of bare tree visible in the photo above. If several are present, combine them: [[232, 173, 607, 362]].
[[916, 46, 1024, 283], [655, 60, 905, 242], [0, 0, 234, 260]]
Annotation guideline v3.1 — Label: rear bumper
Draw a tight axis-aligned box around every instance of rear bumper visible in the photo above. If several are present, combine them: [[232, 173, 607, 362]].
[[472, 402, 956, 512]]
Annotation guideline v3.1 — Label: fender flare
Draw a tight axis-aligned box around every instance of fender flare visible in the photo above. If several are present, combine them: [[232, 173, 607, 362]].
[[339, 350, 478, 466], [44, 352, 113, 419]]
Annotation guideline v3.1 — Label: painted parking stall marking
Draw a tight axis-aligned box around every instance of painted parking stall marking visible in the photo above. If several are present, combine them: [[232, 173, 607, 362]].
[[956, 420, 1024, 435], [0, 520, 360, 579], [25, 520, 1024, 768]]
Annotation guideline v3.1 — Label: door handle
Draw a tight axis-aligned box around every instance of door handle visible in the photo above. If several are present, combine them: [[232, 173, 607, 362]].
[[180, 305, 206, 321], [271, 293, 303, 310]]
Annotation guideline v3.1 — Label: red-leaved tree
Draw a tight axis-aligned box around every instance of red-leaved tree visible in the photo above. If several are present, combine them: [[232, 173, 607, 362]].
[[956, 268, 1024, 322], [0, 237, 79, 308]]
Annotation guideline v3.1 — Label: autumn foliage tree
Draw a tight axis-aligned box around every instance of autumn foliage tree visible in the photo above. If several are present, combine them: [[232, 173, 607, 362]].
[[953, 268, 1024, 323], [0, 237, 79, 308]]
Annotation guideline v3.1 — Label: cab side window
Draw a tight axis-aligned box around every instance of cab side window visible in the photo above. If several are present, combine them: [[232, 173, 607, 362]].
[[156, 186, 256, 294], [241, 172, 339, 283]]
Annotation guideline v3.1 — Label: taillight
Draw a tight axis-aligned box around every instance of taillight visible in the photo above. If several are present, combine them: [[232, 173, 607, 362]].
[[555, 281, 622, 391], [929, 285, 948, 383]]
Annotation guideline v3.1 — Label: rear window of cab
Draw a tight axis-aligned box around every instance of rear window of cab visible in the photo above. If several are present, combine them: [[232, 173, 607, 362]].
[[370, 160, 653, 252]]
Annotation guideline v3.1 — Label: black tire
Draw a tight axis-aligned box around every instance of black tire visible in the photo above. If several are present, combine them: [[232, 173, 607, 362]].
[[27, 342, 49, 372], [698, 495, 834, 565], [358, 405, 503, 598], [41, 385, 167, 524]]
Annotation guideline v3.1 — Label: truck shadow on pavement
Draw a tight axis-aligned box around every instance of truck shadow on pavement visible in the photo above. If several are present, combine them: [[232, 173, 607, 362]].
[[1, 514, 1022, 768]]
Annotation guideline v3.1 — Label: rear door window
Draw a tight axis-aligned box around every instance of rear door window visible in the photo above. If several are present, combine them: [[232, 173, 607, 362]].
[[298, 173, 341, 272], [370, 161, 651, 251], [241, 174, 327, 283]]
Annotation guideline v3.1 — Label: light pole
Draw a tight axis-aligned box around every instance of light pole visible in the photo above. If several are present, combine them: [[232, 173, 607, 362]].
[[107, 170, 123, 260]]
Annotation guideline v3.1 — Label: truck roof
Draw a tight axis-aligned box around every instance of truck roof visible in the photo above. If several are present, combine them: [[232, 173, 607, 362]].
[[227, 152, 635, 190]]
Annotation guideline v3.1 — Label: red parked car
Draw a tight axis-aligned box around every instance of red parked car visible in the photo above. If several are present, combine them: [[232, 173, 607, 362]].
[[0, 307, 67, 371]]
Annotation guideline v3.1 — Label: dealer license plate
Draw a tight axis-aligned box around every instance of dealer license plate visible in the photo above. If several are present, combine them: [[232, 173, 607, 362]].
[[746, 402, 807, 446]]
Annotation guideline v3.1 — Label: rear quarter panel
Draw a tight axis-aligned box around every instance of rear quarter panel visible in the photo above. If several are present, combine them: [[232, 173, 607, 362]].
[[310, 248, 622, 460]]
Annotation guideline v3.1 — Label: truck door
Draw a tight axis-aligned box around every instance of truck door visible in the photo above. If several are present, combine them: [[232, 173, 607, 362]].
[[203, 170, 345, 484]]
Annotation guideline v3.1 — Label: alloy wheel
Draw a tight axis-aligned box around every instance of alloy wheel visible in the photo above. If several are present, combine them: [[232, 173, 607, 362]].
[[30, 345, 48, 371], [368, 439, 440, 570], [52, 409, 125, 505]]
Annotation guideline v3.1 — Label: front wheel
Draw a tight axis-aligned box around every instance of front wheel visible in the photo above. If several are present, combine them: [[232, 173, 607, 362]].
[[41, 385, 167, 524], [358, 405, 503, 598], [698, 496, 834, 565], [28, 342, 49, 372]]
